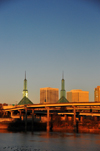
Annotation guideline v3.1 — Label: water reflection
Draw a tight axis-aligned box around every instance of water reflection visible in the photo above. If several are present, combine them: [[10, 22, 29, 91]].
[[0, 132, 100, 151]]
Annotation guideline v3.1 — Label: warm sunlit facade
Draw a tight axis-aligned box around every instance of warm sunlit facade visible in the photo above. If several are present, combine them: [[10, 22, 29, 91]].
[[67, 89, 89, 102], [94, 86, 100, 102], [40, 87, 59, 103]]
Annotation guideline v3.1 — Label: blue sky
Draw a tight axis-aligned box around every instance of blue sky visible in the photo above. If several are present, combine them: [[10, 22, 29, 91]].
[[0, 0, 100, 104]]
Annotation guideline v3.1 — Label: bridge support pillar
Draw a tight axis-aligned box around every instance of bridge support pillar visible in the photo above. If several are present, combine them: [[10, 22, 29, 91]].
[[73, 106, 76, 132], [47, 107, 50, 132], [25, 108, 27, 132], [10, 111, 13, 118], [19, 110, 22, 120], [32, 109, 34, 132], [3, 111, 5, 117], [50, 114, 53, 131]]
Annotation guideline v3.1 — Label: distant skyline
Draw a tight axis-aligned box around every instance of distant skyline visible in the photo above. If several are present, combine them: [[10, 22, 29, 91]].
[[0, 0, 100, 104]]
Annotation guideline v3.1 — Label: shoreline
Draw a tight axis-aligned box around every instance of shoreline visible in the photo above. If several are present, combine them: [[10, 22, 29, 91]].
[[0, 120, 100, 134]]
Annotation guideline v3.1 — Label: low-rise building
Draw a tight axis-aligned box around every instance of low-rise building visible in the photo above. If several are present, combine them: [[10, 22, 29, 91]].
[[67, 89, 89, 102]]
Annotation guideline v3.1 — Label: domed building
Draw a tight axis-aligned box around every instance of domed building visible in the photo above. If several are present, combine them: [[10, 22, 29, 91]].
[[18, 72, 33, 105]]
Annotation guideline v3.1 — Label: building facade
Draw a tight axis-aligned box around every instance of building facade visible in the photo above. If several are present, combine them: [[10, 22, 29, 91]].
[[67, 89, 89, 102], [94, 86, 100, 102], [40, 87, 59, 103]]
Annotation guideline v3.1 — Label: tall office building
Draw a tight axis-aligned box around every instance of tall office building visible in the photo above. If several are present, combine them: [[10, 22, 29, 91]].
[[94, 86, 100, 102], [40, 87, 59, 103], [67, 89, 89, 102]]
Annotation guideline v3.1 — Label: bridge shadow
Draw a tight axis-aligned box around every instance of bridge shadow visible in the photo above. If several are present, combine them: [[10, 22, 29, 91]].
[[7, 119, 46, 132]]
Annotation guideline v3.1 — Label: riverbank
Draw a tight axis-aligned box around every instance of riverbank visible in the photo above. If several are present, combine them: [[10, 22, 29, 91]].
[[53, 125, 100, 134], [0, 119, 100, 134]]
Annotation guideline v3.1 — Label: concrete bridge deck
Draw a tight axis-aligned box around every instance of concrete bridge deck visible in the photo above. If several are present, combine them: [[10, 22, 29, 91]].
[[2, 102, 100, 111]]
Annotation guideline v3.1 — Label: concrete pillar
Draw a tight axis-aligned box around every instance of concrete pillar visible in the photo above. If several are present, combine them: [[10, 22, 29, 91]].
[[50, 114, 53, 131], [19, 110, 22, 120], [32, 109, 34, 132], [5, 112, 7, 116], [10, 111, 13, 118], [73, 106, 76, 132], [73, 106, 76, 126], [47, 107, 50, 132], [25, 108, 27, 132]]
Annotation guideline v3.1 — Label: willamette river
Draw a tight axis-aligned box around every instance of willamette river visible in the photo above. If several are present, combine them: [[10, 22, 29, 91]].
[[0, 131, 100, 151]]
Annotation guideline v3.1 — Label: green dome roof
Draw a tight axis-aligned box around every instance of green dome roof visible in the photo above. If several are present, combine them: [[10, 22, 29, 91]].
[[58, 96, 69, 103], [18, 96, 33, 105]]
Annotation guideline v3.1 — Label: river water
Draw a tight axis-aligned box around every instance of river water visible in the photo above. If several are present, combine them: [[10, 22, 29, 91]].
[[0, 131, 100, 151]]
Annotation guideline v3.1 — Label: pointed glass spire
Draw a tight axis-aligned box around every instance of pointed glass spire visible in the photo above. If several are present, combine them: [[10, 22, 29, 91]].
[[60, 72, 66, 98], [23, 71, 28, 98]]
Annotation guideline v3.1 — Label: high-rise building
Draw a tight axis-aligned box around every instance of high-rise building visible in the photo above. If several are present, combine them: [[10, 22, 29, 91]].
[[94, 86, 100, 102], [40, 87, 59, 103], [67, 89, 89, 102]]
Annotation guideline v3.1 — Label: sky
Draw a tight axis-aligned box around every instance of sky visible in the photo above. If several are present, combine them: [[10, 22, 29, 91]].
[[0, 0, 100, 104]]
